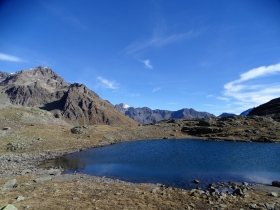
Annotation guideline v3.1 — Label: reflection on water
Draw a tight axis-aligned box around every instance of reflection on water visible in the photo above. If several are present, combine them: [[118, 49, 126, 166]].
[[42, 139, 280, 189], [41, 158, 85, 171]]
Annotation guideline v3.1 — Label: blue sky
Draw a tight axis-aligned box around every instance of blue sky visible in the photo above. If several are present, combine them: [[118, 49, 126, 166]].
[[1, 0, 280, 115]]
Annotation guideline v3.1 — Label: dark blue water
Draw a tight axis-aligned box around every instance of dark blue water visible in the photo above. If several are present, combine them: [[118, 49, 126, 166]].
[[48, 139, 280, 189]]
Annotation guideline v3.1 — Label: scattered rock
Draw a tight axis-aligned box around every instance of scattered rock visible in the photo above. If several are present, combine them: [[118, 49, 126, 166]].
[[103, 134, 114, 141], [15, 195, 24, 202], [270, 192, 278, 197], [150, 186, 160, 193], [248, 203, 257, 209], [2, 127, 11, 130], [71, 126, 87, 134], [6, 143, 25, 151], [46, 168, 61, 175], [233, 188, 244, 196], [33, 176, 52, 183], [21, 169, 32, 175], [219, 204, 227, 208], [2, 179, 17, 190], [265, 203, 275, 209], [194, 179, 200, 184], [0, 204, 18, 210], [198, 118, 216, 126]]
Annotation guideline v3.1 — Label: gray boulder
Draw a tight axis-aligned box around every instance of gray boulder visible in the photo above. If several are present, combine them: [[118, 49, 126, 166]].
[[0, 205, 18, 210], [233, 188, 244, 196], [34, 176, 52, 183], [71, 126, 87, 134], [21, 169, 32, 175], [198, 118, 216, 126], [2, 179, 17, 190]]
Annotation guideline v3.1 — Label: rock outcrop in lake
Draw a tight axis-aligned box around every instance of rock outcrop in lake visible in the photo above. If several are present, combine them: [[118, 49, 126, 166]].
[[0, 66, 137, 126], [115, 103, 215, 124]]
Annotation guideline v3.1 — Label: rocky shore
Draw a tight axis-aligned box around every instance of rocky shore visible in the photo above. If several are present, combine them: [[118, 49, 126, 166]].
[[1, 106, 280, 209]]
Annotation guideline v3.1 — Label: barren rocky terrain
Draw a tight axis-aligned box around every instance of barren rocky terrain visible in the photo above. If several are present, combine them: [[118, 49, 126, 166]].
[[1, 106, 280, 209]]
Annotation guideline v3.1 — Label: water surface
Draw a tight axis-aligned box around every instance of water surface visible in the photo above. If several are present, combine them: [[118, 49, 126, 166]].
[[46, 139, 280, 189]]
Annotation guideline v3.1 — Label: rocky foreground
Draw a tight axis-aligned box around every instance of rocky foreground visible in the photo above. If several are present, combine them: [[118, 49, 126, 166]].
[[1, 106, 280, 209]]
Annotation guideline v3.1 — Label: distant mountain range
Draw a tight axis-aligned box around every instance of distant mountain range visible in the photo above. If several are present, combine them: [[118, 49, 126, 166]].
[[1, 66, 278, 126], [218, 108, 253, 118], [115, 103, 215, 124], [218, 113, 237, 117], [0, 66, 137, 126]]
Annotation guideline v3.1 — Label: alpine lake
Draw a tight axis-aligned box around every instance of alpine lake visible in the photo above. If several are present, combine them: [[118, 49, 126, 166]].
[[42, 139, 280, 189]]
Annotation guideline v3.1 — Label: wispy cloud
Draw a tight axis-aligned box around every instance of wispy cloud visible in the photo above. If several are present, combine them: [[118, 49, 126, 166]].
[[0, 52, 23, 62], [148, 80, 188, 85], [142, 60, 153, 69], [40, 2, 86, 30], [122, 92, 140, 97], [223, 63, 280, 110], [217, 96, 230, 101], [152, 87, 161, 93], [97, 77, 119, 90], [126, 31, 199, 54], [203, 104, 214, 107], [167, 102, 177, 105]]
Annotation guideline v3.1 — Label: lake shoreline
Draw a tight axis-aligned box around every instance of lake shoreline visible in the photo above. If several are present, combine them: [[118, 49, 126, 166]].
[[1, 137, 280, 189]]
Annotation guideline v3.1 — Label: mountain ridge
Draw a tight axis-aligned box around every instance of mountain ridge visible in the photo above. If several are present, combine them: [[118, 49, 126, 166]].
[[0, 66, 138, 126], [115, 103, 215, 124], [248, 97, 280, 121]]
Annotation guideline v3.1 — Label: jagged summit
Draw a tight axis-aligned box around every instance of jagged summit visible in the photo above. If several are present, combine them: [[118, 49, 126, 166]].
[[0, 66, 68, 88], [0, 66, 137, 126], [115, 103, 130, 113]]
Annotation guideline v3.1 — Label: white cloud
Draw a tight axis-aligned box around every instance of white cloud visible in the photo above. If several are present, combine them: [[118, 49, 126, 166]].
[[97, 77, 119, 90], [237, 63, 280, 82], [0, 52, 23, 62], [142, 60, 153, 69], [223, 63, 280, 111], [152, 87, 161, 93], [217, 96, 230, 101]]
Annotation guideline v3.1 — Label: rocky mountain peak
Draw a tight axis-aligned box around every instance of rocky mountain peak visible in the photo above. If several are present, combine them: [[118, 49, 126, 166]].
[[114, 103, 131, 113], [68, 83, 100, 98], [0, 66, 68, 89], [0, 72, 9, 83], [0, 66, 138, 126]]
